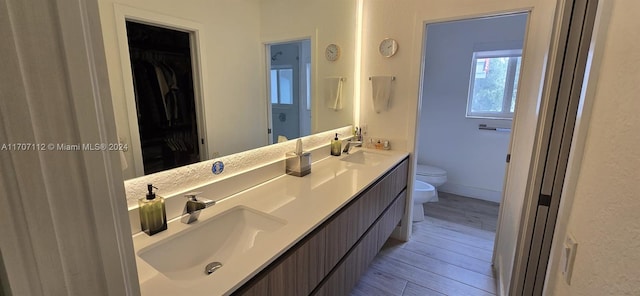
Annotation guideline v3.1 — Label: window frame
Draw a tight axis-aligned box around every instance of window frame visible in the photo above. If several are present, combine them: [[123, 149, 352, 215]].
[[466, 49, 523, 120]]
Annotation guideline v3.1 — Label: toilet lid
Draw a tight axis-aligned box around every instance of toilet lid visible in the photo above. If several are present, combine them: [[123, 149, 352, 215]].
[[416, 164, 446, 177]]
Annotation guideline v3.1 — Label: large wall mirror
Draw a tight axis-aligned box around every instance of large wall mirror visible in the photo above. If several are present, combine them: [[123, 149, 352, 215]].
[[98, 0, 357, 179]]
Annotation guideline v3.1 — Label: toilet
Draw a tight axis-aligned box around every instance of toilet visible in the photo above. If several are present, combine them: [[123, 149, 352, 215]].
[[412, 164, 448, 222], [416, 164, 447, 201], [412, 181, 435, 221]]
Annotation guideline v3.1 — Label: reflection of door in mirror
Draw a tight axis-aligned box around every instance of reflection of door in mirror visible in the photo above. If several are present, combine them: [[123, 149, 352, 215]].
[[125, 21, 202, 175], [268, 40, 312, 144]]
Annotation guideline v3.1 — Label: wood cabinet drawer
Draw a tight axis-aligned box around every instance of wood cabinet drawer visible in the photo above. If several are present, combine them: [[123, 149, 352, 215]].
[[237, 228, 326, 296], [315, 191, 406, 295]]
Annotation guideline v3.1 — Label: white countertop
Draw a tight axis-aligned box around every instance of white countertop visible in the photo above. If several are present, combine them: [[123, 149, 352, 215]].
[[132, 148, 409, 295]]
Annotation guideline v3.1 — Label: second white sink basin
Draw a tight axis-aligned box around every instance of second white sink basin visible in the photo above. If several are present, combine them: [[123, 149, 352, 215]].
[[341, 150, 386, 166], [138, 206, 286, 281]]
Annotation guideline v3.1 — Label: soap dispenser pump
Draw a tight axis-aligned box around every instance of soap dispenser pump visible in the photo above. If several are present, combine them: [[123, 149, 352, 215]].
[[331, 133, 342, 156], [138, 184, 167, 236]]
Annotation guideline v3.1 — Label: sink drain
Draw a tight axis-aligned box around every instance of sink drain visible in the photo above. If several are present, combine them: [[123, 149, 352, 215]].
[[205, 262, 223, 275]]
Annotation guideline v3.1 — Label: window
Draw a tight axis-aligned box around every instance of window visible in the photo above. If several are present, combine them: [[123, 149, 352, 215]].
[[467, 49, 522, 119], [270, 68, 293, 105]]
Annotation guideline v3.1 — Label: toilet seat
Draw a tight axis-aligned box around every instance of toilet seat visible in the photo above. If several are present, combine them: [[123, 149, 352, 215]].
[[413, 181, 435, 204], [412, 180, 436, 221]]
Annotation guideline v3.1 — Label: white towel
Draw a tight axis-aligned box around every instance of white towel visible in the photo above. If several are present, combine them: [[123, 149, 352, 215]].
[[325, 77, 344, 110], [371, 76, 393, 113]]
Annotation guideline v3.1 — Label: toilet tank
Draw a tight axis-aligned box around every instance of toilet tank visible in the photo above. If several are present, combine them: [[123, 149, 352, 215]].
[[416, 164, 446, 177], [416, 164, 447, 187]]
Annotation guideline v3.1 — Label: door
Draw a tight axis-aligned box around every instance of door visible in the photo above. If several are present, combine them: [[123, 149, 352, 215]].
[[511, 0, 599, 294]]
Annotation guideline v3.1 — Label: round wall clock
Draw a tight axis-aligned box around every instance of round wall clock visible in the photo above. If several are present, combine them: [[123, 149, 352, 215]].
[[379, 38, 398, 57], [325, 44, 341, 61]]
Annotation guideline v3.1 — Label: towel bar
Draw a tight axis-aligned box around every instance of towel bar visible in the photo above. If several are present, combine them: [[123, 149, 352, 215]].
[[478, 124, 511, 132], [369, 76, 395, 80]]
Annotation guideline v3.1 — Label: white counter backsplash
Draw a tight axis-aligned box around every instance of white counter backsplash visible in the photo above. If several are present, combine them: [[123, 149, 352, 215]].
[[125, 126, 354, 234]]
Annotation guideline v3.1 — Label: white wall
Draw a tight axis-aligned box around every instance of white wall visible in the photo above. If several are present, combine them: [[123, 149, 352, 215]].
[[546, 1, 640, 294], [359, 0, 557, 294], [419, 14, 527, 202]]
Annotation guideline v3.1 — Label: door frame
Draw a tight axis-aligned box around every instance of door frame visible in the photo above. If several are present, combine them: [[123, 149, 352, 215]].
[[541, 0, 611, 292], [414, 10, 533, 230], [264, 37, 313, 144], [0, 0, 138, 294], [113, 4, 209, 176], [510, 0, 600, 293], [409, 5, 557, 295]]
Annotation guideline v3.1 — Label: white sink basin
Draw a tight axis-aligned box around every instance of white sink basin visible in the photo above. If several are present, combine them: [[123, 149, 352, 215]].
[[341, 150, 386, 166], [137, 206, 286, 281]]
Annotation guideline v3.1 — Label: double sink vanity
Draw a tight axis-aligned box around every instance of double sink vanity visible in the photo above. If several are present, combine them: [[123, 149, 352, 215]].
[[131, 148, 409, 295]]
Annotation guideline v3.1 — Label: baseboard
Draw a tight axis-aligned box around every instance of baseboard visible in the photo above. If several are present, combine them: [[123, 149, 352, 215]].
[[439, 183, 502, 203]]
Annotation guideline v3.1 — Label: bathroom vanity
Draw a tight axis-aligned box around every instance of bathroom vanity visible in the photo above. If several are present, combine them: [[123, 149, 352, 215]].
[[131, 148, 408, 295]]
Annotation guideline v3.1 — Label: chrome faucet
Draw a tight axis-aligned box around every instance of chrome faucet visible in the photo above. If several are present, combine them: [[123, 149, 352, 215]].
[[343, 140, 363, 154], [181, 193, 215, 224]]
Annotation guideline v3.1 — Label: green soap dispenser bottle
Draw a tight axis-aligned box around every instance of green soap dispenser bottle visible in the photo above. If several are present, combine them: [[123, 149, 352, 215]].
[[331, 133, 342, 156], [138, 184, 167, 236]]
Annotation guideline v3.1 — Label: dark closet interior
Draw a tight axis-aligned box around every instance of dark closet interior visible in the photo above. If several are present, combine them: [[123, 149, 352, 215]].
[[126, 21, 201, 175]]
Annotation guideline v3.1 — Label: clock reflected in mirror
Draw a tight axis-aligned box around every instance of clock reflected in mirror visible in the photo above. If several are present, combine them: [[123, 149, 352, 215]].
[[325, 43, 341, 61], [379, 38, 398, 57]]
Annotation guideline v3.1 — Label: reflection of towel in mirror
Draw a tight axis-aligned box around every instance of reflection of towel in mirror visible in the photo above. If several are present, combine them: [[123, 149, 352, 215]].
[[325, 77, 343, 110], [371, 76, 393, 113]]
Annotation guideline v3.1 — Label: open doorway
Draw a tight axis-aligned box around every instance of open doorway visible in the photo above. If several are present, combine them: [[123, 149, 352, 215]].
[[124, 21, 202, 175], [352, 13, 529, 295], [415, 12, 528, 225], [266, 39, 312, 143], [118, 19, 208, 177], [416, 12, 528, 222]]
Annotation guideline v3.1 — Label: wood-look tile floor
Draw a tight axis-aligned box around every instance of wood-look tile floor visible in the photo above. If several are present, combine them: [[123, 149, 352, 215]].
[[350, 192, 500, 296]]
